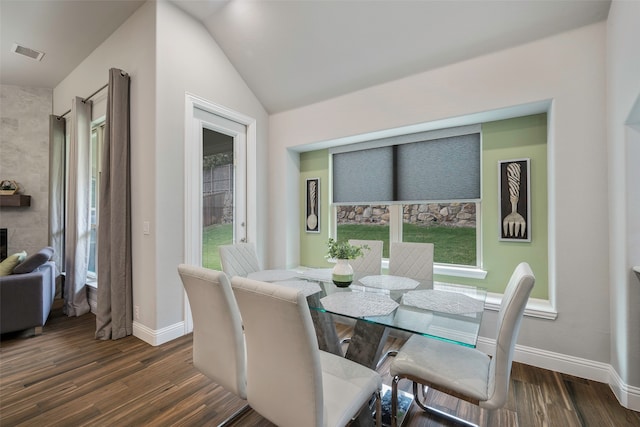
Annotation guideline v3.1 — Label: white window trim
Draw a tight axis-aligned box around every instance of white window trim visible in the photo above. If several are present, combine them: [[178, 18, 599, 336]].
[[484, 291, 557, 320], [329, 124, 481, 155], [87, 118, 105, 285]]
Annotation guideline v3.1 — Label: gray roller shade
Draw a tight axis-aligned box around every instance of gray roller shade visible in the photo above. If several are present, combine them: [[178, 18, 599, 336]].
[[332, 146, 394, 203], [397, 133, 480, 201], [332, 131, 480, 203]]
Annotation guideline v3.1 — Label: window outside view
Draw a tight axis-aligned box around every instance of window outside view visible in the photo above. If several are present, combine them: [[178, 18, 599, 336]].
[[336, 203, 477, 266], [87, 123, 104, 280], [201, 140, 234, 270]]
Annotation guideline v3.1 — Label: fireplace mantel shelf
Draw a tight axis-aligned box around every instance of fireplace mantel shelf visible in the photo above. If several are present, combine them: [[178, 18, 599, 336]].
[[0, 194, 31, 207]]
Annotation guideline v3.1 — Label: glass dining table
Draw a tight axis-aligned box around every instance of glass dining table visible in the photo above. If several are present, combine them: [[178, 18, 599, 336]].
[[246, 268, 487, 370]]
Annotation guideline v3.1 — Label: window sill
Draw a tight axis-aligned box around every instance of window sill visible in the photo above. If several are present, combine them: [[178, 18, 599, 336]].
[[380, 260, 487, 280], [434, 264, 487, 280], [484, 292, 557, 320]]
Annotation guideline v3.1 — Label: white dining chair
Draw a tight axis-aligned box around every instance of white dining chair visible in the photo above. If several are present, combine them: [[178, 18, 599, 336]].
[[388, 242, 434, 280], [219, 242, 261, 278], [389, 262, 535, 427], [231, 276, 383, 427], [177, 264, 249, 426], [348, 239, 383, 276]]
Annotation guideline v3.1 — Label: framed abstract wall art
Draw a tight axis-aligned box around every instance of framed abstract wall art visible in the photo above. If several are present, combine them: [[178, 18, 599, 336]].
[[305, 178, 320, 233], [499, 158, 531, 242]]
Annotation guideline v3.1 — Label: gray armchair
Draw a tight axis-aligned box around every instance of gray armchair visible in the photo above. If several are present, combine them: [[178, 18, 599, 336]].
[[0, 260, 56, 335]]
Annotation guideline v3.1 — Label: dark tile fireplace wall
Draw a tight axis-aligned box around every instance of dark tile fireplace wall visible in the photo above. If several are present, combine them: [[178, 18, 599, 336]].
[[1, 228, 7, 261]]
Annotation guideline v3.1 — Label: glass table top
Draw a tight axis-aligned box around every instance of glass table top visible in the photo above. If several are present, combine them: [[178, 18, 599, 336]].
[[250, 268, 487, 348]]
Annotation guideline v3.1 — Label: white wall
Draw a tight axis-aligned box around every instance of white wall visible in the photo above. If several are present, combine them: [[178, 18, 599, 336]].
[[269, 23, 610, 365], [153, 0, 268, 331], [53, 0, 269, 340], [54, 1, 157, 331], [607, 0, 640, 403]]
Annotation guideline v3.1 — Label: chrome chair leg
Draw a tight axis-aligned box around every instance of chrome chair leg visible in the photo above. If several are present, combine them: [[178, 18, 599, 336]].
[[392, 376, 479, 427], [391, 375, 401, 427], [217, 402, 251, 427], [375, 389, 382, 427], [411, 381, 478, 427], [375, 349, 398, 370]]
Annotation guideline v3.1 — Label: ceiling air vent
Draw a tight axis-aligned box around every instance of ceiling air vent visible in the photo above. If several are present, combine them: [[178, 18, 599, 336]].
[[11, 43, 45, 61]]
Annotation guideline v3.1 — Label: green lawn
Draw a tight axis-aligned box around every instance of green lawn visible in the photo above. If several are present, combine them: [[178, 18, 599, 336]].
[[202, 223, 233, 270], [202, 222, 476, 269], [337, 223, 476, 265]]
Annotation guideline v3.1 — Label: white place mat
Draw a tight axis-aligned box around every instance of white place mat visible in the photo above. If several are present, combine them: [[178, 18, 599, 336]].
[[297, 268, 333, 282], [402, 290, 484, 314], [320, 292, 399, 317], [273, 280, 322, 297], [359, 275, 420, 291], [247, 269, 299, 282]]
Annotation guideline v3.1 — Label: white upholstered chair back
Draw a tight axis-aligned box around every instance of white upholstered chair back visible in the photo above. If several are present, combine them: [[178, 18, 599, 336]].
[[348, 239, 383, 276], [231, 277, 324, 426], [177, 264, 246, 399], [483, 261, 535, 409], [231, 276, 383, 427], [218, 243, 261, 278], [388, 242, 434, 280], [388, 262, 534, 426]]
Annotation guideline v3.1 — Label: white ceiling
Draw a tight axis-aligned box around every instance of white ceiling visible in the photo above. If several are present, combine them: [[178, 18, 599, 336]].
[[1, 0, 611, 113]]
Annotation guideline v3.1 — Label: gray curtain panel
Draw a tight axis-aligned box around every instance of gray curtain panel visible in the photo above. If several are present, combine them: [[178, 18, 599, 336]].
[[95, 68, 132, 340], [64, 97, 92, 317], [48, 115, 66, 276]]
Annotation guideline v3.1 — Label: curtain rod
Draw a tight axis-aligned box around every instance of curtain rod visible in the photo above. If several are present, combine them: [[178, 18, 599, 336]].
[[57, 82, 108, 120]]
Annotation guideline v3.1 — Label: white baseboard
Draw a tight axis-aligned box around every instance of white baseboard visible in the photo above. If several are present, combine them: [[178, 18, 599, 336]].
[[477, 336, 640, 411], [609, 365, 640, 411], [133, 320, 185, 346]]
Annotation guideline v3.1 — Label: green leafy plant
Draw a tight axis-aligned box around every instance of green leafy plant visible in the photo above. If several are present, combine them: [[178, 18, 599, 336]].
[[326, 238, 369, 260]]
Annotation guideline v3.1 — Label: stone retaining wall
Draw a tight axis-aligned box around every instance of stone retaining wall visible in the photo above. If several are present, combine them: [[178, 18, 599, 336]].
[[337, 203, 476, 227]]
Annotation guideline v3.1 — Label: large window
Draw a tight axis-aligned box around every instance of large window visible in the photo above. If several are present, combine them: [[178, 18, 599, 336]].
[[87, 121, 105, 282], [332, 125, 480, 268]]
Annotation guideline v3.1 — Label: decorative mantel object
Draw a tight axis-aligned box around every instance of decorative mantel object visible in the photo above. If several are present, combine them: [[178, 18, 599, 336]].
[[0, 180, 18, 196], [499, 158, 531, 242], [326, 238, 369, 287], [305, 178, 320, 233]]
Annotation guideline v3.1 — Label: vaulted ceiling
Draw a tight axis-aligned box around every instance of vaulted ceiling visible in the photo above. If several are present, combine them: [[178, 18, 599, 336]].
[[1, 0, 611, 113]]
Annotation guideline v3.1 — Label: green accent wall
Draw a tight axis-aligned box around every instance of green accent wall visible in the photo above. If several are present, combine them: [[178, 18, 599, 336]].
[[441, 113, 548, 298], [300, 149, 332, 267], [300, 114, 548, 298]]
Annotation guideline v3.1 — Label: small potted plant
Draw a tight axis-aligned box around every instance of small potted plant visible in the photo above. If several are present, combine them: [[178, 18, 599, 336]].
[[326, 238, 368, 287]]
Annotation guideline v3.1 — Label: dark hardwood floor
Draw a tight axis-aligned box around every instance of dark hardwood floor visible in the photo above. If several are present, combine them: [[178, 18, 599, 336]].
[[2, 301, 639, 427]]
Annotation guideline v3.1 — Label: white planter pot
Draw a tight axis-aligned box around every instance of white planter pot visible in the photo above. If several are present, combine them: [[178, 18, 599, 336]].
[[332, 259, 353, 287]]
